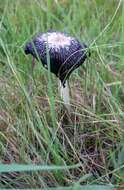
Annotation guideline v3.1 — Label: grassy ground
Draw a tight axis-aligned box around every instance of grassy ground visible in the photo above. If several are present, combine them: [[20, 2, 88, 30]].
[[0, 0, 124, 189]]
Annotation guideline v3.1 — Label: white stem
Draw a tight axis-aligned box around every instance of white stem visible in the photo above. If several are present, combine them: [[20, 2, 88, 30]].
[[58, 80, 70, 111]]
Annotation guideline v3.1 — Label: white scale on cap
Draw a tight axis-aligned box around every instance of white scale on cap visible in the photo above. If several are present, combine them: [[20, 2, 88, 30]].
[[38, 32, 73, 50]]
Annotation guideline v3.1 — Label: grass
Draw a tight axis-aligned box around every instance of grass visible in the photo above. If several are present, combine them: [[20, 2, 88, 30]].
[[0, 0, 124, 189]]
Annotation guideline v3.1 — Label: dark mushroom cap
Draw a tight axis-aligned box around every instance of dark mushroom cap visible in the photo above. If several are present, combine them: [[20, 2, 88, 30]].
[[24, 31, 89, 86]]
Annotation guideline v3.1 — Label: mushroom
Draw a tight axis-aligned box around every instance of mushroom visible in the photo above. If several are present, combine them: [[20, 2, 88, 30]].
[[24, 31, 89, 110]]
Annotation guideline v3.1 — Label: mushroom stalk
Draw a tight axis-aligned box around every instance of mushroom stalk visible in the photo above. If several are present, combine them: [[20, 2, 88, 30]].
[[58, 80, 70, 111]]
